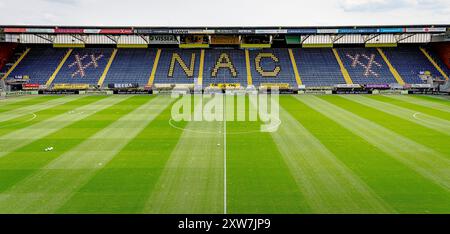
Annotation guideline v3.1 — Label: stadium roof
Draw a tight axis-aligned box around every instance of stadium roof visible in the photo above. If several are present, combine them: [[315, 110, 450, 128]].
[[1, 25, 449, 35]]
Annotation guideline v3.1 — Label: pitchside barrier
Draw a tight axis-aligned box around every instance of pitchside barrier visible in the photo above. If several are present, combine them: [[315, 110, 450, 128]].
[[4, 82, 439, 96]]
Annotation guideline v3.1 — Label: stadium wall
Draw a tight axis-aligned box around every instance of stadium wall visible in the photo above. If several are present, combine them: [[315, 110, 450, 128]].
[[0, 43, 17, 70], [433, 43, 450, 69]]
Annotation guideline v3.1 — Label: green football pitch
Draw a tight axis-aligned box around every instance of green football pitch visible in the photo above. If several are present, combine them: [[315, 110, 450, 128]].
[[0, 94, 449, 214]]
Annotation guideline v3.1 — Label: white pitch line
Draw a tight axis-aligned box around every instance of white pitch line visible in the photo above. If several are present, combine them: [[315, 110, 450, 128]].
[[223, 94, 227, 215]]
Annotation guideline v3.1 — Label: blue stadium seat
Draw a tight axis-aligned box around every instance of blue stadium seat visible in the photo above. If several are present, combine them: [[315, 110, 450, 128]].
[[153, 49, 200, 85], [53, 48, 113, 85], [5, 46, 450, 88], [337, 48, 397, 85], [8, 48, 68, 85], [382, 47, 438, 84], [248, 48, 297, 87], [294, 48, 346, 87], [203, 49, 247, 87], [103, 49, 157, 86]]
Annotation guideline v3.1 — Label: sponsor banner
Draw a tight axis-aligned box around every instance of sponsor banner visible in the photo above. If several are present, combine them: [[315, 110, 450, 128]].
[[107, 83, 139, 89], [338, 28, 378, 34], [4, 28, 27, 33], [260, 83, 290, 89], [186, 29, 214, 34], [172, 29, 190, 34], [209, 83, 241, 89], [113, 90, 152, 94], [39, 90, 79, 95], [210, 35, 240, 45], [302, 43, 333, 48], [171, 29, 214, 34], [135, 29, 173, 34], [84, 29, 101, 34], [286, 35, 301, 44], [117, 44, 148, 48], [335, 90, 370, 94], [179, 44, 209, 48], [53, 43, 85, 48], [406, 27, 447, 33], [54, 28, 84, 34], [149, 35, 179, 44], [365, 43, 398, 48], [255, 29, 288, 34], [238, 29, 255, 34], [335, 84, 362, 88], [53, 83, 89, 90], [13, 75, 30, 80], [379, 28, 404, 33], [99, 29, 133, 34], [26, 28, 55, 33], [317, 29, 339, 34], [287, 29, 317, 34], [240, 44, 271, 48], [365, 84, 390, 89], [411, 84, 432, 88], [22, 84, 40, 90], [390, 83, 405, 89], [214, 29, 239, 34], [306, 86, 334, 90], [39, 85, 48, 90]]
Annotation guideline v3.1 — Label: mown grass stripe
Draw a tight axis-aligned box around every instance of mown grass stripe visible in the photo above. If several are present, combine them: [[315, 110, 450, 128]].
[[416, 95, 450, 103], [386, 95, 450, 113], [341, 95, 450, 136], [0, 96, 128, 158], [271, 106, 393, 213], [333, 95, 450, 158], [57, 99, 185, 214], [285, 96, 450, 213], [0, 96, 105, 137], [144, 96, 224, 214], [227, 96, 309, 214], [0, 96, 172, 213], [0, 96, 147, 193], [0, 96, 82, 123], [296, 95, 450, 192], [372, 95, 450, 121], [0, 95, 45, 106], [0, 96, 51, 112]]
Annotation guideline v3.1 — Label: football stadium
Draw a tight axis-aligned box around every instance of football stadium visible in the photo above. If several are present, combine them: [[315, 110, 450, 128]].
[[0, 23, 449, 217]]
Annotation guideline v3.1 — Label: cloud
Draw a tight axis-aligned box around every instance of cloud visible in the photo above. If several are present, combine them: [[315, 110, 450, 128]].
[[340, 0, 413, 12], [42, 0, 78, 5], [0, 0, 447, 26], [340, 0, 450, 12]]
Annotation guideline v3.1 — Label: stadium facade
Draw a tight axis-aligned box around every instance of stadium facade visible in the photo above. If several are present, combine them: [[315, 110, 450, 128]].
[[0, 25, 449, 94]]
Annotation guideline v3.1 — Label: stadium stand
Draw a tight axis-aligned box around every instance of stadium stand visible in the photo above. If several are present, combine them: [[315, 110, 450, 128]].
[[103, 49, 157, 86], [293, 48, 346, 86], [337, 48, 398, 85], [248, 48, 298, 88], [203, 49, 247, 87], [52, 48, 113, 85], [382, 47, 442, 84], [153, 49, 201, 84], [5, 47, 68, 85], [2, 46, 450, 88]]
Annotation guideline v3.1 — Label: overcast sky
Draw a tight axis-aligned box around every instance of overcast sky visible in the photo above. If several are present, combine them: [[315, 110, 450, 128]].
[[0, 0, 449, 26]]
